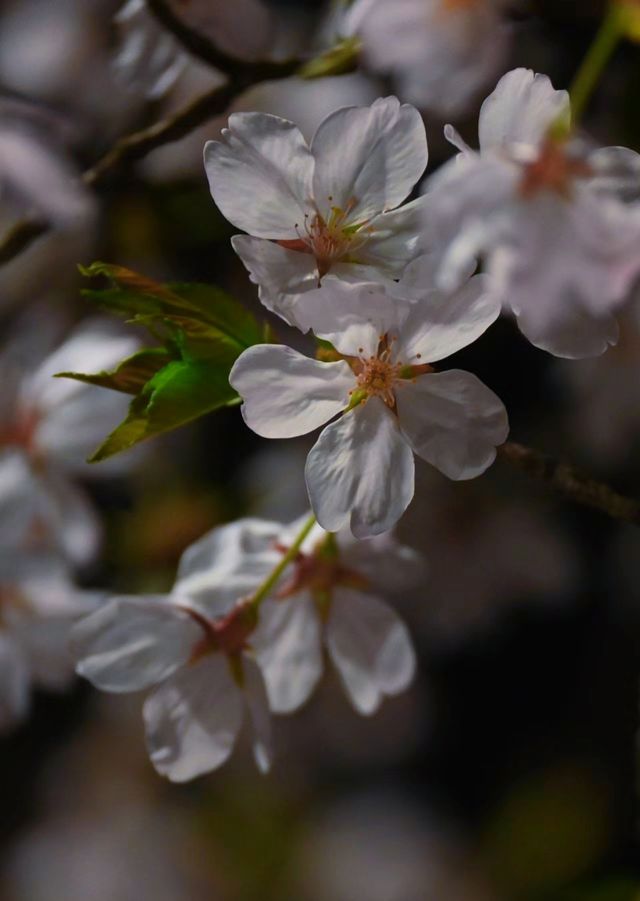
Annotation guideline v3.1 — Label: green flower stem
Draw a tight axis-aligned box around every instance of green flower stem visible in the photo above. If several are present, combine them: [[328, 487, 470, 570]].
[[249, 513, 317, 610], [569, 5, 624, 127]]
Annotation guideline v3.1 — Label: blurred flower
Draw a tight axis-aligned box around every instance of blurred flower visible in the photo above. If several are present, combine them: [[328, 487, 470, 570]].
[[253, 516, 422, 715], [344, 0, 510, 116], [0, 318, 139, 565], [424, 68, 640, 358], [204, 96, 428, 329], [72, 519, 281, 780], [230, 258, 507, 537]]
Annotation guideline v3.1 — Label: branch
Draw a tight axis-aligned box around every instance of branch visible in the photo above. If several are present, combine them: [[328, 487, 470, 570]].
[[498, 441, 640, 527], [145, 0, 300, 81], [0, 217, 49, 265]]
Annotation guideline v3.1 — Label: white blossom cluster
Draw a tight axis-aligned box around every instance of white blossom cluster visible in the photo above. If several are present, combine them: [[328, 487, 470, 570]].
[[70, 51, 640, 782], [1, 0, 638, 786]]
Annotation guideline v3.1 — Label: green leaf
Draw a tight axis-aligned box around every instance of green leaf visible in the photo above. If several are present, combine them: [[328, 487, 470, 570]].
[[68, 262, 272, 460], [90, 358, 239, 461], [57, 347, 173, 395], [299, 36, 361, 79]]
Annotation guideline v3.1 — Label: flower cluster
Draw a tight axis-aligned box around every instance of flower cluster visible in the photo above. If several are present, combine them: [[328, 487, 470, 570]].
[[71, 60, 640, 780]]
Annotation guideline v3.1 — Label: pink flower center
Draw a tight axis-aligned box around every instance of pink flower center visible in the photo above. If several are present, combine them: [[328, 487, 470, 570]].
[[347, 336, 434, 409], [278, 198, 373, 279], [182, 601, 257, 667], [519, 138, 592, 200], [0, 408, 40, 456]]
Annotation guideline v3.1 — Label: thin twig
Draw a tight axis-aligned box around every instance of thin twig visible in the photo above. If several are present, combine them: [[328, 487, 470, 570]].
[[145, 0, 300, 82], [0, 218, 49, 265], [498, 441, 640, 526]]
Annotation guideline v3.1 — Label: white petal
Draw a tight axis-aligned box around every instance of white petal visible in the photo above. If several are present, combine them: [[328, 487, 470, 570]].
[[0, 635, 29, 732], [293, 280, 412, 357], [305, 397, 415, 538], [204, 113, 314, 239], [478, 68, 570, 152], [326, 588, 416, 715], [395, 272, 500, 363], [515, 303, 619, 359], [231, 234, 319, 327], [38, 471, 102, 567], [144, 654, 243, 781], [337, 530, 427, 596], [72, 596, 200, 693], [230, 345, 353, 438], [396, 370, 509, 480], [252, 594, 323, 713], [242, 656, 273, 773], [311, 96, 428, 223], [175, 518, 282, 617], [355, 196, 427, 275]]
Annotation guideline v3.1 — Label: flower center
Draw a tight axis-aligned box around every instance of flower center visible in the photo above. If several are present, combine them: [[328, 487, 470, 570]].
[[519, 138, 592, 200], [0, 408, 39, 455], [354, 353, 402, 407], [278, 198, 372, 279], [182, 601, 257, 665]]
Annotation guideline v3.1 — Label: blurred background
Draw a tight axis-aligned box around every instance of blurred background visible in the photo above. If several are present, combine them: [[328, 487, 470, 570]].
[[0, 0, 639, 898]]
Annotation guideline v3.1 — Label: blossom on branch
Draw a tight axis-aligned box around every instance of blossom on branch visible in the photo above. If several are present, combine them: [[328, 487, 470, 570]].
[[230, 257, 508, 537], [424, 68, 640, 358], [204, 97, 428, 329], [344, 0, 510, 116]]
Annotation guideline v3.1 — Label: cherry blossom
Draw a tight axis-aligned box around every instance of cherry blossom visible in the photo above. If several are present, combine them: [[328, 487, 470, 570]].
[[229, 256, 508, 537], [344, 0, 510, 116], [72, 519, 282, 781], [204, 97, 428, 329], [424, 67, 640, 358], [0, 319, 138, 565], [252, 517, 422, 716]]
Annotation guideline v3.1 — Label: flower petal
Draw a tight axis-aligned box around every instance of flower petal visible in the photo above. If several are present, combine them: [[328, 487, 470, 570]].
[[175, 518, 281, 617], [143, 654, 243, 781], [242, 656, 273, 773], [355, 196, 427, 275], [204, 112, 314, 239], [326, 588, 416, 715], [515, 302, 619, 359], [230, 345, 353, 438], [395, 271, 500, 363], [293, 280, 412, 357], [231, 234, 319, 327], [252, 594, 323, 714], [305, 397, 415, 538], [396, 370, 509, 480], [311, 96, 428, 223], [39, 471, 102, 567], [478, 68, 570, 152], [72, 596, 200, 693]]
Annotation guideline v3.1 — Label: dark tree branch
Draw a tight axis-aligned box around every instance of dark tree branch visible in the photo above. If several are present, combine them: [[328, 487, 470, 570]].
[[145, 0, 300, 82], [498, 441, 640, 526], [0, 218, 49, 265]]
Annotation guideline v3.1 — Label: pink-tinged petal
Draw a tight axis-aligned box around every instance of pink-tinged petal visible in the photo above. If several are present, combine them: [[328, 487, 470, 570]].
[[143, 655, 243, 781], [39, 471, 102, 567], [305, 398, 415, 538], [311, 96, 428, 223], [0, 635, 29, 732], [242, 656, 273, 773], [72, 596, 200, 693], [515, 302, 619, 360], [326, 588, 416, 715], [478, 68, 570, 152], [294, 280, 412, 357], [395, 272, 500, 364], [230, 345, 353, 439], [252, 594, 323, 714], [355, 196, 427, 275], [175, 519, 281, 617], [231, 234, 319, 327], [204, 112, 314, 239], [396, 370, 509, 480]]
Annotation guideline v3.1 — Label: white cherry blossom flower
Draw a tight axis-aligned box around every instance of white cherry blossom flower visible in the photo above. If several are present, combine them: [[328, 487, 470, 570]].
[[0, 319, 139, 565], [204, 97, 428, 329], [72, 519, 282, 781], [229, 256, 508, 537], [344, 0, 510, 116], [424, 67, 640, 358], [252, 517, 422, 716]]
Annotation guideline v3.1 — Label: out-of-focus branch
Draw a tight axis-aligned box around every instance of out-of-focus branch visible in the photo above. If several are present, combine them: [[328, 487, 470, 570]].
[[145, 0, 300, 81], [498, 441, 640, 527], [0, 218, 49, 265]]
